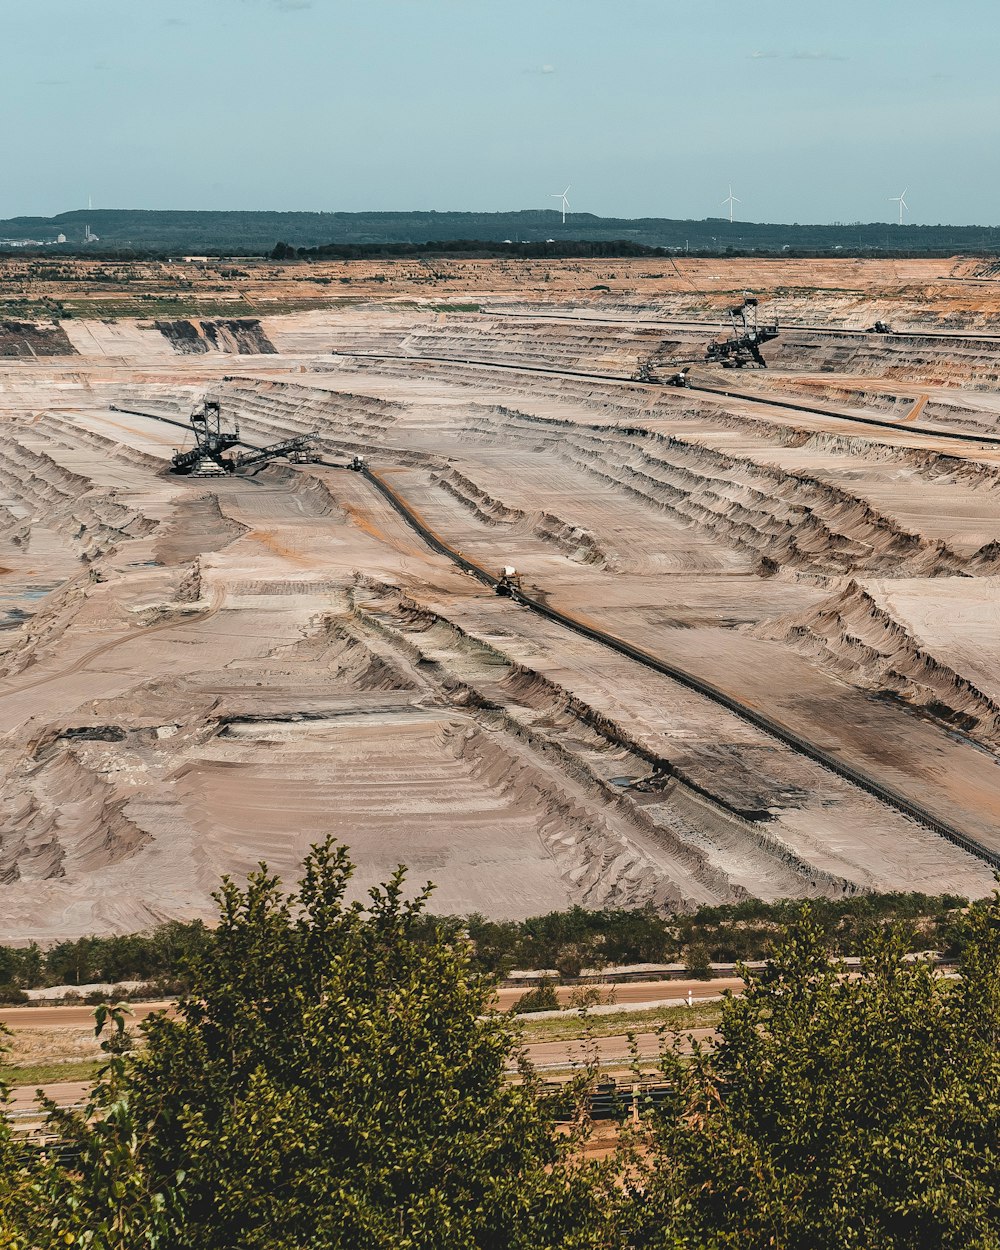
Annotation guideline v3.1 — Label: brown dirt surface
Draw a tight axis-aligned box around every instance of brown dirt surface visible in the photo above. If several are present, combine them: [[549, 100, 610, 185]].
[[1, 258, 999, 942], [493, 978, 742, 1012]]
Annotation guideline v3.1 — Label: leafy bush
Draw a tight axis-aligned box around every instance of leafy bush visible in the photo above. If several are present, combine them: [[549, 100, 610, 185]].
[[38, 842, 609, 1248], [2, 893, 965, 997], [1, 849, 998, 1247], [683, 942, 713, 980], [512, 982, 560, 1013], [626, 898, 1000, 1248]]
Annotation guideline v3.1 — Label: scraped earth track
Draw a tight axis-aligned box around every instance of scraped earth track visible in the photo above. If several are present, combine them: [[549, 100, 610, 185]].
[[2, 258, 999, 940]]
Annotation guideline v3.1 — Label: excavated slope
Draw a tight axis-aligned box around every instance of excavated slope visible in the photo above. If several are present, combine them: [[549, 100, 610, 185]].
[[767, 578, 1000, 750], [0, 320, 77, 357], [154, 319, 276, 354]]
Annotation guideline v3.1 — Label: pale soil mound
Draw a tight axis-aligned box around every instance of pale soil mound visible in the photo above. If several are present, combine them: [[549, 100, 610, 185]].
[[458, 406, 960, 578], [764, 578, 1000, 750]]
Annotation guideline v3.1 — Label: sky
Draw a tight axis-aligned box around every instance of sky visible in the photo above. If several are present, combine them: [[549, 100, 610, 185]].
[[2, 0, 997, 225]]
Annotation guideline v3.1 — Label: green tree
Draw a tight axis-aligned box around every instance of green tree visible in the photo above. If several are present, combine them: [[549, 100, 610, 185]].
[[49, 841, 613, 1249], [682, 942, 713, 980], [627, 896, 1000, 1249], [511, 983, 560, 1014], [39, 1004, 177, 1249], [45, 937, 100, 987], [0, 1027, 51, 1248]]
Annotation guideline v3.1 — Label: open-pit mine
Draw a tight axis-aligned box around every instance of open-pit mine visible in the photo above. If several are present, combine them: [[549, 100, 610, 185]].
[[2, 255, 1000, 940]]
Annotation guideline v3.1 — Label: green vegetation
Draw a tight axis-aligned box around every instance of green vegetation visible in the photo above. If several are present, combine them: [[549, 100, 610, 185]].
[[0, 919, 213, 991], [0, 846, 998, 1247], [511, 983, 561, 1014], [462, 891, 967, 978], [3, 208, 1000, 256], [290, 239, 683, 261], [13, 843, 610, 1248], [517, 1000, 723, 1045], [621, 905, 1000, 1248], [0, 892, 967, 1000], [1, 1059, 102, 1088]]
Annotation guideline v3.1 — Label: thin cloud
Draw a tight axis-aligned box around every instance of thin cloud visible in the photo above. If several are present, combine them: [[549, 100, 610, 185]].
[[523, 64, 557, 75], [750, 49, 848, 62], [240, 0, 314, 9]]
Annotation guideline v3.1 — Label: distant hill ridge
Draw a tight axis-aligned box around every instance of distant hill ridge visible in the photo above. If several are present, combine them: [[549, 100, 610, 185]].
[[1, 208, 999, 254]]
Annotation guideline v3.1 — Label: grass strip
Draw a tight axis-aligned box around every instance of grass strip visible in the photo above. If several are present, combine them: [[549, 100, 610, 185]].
[[1, 1059, 103, 1088], [517, 999, 723, 1044]]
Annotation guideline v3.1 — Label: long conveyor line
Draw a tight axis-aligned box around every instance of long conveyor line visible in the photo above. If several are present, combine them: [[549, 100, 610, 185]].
[[91, 402, 1000, 867], [360, 463, 1000, 872], [335, 352, 1000, 449], [484, 308, 1000, 343]]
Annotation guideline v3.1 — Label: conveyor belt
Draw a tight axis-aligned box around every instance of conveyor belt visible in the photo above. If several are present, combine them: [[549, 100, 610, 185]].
[[360, 464, 1000, 871]]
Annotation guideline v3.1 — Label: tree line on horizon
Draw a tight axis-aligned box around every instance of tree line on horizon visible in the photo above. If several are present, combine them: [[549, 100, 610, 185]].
[[2, 208, 1000, 257]]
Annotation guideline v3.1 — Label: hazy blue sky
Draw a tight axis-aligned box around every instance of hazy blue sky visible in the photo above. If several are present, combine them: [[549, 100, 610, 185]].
[[3, 0, 997, 224]]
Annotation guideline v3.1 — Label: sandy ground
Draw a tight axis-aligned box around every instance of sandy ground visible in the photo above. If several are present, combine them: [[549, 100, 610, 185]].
[[0, 980, 739, 1032], [494, 978, 741, 1012], [1, 259, 999, 942]]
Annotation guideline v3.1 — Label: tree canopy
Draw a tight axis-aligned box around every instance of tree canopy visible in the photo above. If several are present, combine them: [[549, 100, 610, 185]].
[[29, 841, 612, 1249], [1, 844, 998, 1248], [625, 896, 1000, 1249]]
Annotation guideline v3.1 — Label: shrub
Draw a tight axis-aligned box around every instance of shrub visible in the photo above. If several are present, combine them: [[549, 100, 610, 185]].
[[43, 841, 608, 1248], [683, 942, 713, 980], [511, 982, 560, 1013]]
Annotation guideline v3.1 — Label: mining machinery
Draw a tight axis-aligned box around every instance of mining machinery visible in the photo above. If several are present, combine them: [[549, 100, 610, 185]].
[[705, 296, 779, 368], [631, 330, 694, 385], [231, 435, 321, 472], [495, 566, 523, 597], [632, 357, 692, 387], [868, 320, 894, 334], [632, 358, 658, 383], [169, 398, 316, 476], [170, 399, 241, 475]]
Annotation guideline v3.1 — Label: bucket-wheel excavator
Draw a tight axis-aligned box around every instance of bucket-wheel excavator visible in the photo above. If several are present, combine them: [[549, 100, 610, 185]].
[[705, 296, 779, 368], [169, 398, 317, 476]]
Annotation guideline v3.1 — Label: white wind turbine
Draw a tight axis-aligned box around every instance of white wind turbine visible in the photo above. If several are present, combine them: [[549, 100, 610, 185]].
[[722, 184, 740, 223], [890, 188, 909, 225], [551, 185, 571, 224]]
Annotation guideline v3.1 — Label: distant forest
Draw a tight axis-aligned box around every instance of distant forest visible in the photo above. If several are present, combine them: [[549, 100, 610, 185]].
[[2, 208, 1000, 257]]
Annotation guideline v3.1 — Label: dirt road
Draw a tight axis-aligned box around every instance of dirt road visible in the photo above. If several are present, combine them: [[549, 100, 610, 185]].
[[0, 1001, 174, 1029], [494, 978, 742, 1012], [0, 981, 738, 1029]]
